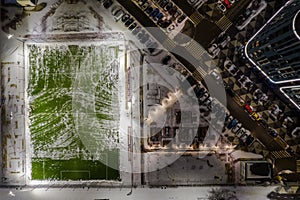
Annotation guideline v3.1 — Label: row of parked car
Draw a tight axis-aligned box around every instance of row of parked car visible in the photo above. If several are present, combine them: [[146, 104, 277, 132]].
[[185, 74, 256, 147], [207, 32, 231, 58], [108, 3, 160, 55], [224, 113, 254, 146], [132, 0, 187, 32]]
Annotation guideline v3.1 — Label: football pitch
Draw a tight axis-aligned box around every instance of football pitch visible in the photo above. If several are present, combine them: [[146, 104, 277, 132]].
[[26, 42, 122, 181]]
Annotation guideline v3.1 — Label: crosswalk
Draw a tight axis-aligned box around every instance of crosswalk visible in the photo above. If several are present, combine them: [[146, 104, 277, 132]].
[[189, 11, 203, 25], [269, 150, 292, 160], [186, 40, 206, 60], [216, 15, 233, 32]]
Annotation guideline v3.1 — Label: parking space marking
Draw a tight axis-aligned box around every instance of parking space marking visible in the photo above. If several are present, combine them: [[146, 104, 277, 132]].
[[216, 15, 232, 32]]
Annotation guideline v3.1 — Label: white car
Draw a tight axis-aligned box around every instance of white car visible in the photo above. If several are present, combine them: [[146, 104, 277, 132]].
[[216, 32, 231, 48], [238, 75, 252, 90], [208, 43, 220, 58], [224, 58, 239, 76], [236, 0, 267, 30], [217, 0, 227, 13], [232, 123, 242, 133], [210, 69, 221, 80], [239, 129, 251, 143]]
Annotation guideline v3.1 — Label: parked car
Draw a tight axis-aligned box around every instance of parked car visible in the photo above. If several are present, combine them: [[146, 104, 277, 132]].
[[173, 10, 182, 19], [124, 18, 134, 27], [177, 14, 187, 23], [121, 13, 130, 22], [207, 43, 220, 58], [162, 55, 171, 65], [128, 22, 137, 30], [236, 128, 246, 138], [158, 0, 169, 8], [217, 0, 227, 13], [158, 19, 172, 28], [243, 104, 253, 114], [259, 118, 268, 128], [145, 5, 154, 14], [245, 135, 255, 146], [164, 2, 173, 11], [227, 118, 238, 129], [141, 1, 150, 10], [103, 0, 113, 9], [268, 128, 278, 138], [226, 87, 235, 97], [232, 123, 242, 133]]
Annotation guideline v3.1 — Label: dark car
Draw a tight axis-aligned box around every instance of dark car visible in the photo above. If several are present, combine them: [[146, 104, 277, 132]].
[[268, 128, 278, 138], [168, 6, 177, 15], [128, 22, 137, 30], [158, 19, 172, 28], [162, 55, 171, 65], [103, 0, 113, 9], [145, 6, 154, 14], [138, 0, 147, 6], [172, 9, 181, 18], [245, 135, 254, 146], [225, 87, 235, 97], [150, 8, 160, 18], [121, 13, 130, 22], [158, 0, 169, 8], [124, 18, 134, 27], [164, 2, 173, 11], [154, 12, 163, 21]]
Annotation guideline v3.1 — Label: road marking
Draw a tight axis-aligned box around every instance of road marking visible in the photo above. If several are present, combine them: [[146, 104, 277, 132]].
[[192, 68, 207, 81], [162, 37, 176, 50], [216, 15, 233, 32], [186, 40, 206, 60], [189, 12, 203, 25]]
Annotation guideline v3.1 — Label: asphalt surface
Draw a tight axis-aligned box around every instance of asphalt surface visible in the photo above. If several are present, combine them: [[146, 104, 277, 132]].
[[116, 0, 288, 155]]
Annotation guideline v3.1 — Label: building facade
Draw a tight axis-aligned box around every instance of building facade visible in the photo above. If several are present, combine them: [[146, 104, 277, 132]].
[[245, 0, 300, 84]]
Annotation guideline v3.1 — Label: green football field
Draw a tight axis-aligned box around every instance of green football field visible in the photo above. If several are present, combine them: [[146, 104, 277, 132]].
[[27, 43, 122, 180]]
